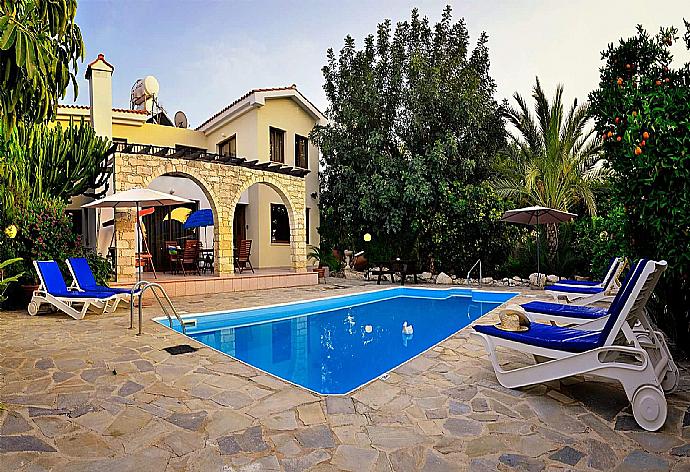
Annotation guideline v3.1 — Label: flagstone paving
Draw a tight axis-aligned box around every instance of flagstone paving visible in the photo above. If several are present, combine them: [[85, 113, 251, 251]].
[[1, 279, 689, 471]]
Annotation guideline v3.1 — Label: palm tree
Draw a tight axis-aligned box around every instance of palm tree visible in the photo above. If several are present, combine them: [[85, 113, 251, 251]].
[[493, 77, 608, 264]]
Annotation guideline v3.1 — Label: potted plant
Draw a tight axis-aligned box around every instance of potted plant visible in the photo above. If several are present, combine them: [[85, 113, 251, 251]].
[[308, 245, 344, 278]]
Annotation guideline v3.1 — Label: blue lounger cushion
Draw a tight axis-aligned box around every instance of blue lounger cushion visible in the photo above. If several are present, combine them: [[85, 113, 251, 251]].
[[68, 257, 136, 295], [521, 301, 607, 319], [545, 284, 603, 294], [473, 323, 602, 353], [557, 279, 600, 286], [36, 261, 117, 299]]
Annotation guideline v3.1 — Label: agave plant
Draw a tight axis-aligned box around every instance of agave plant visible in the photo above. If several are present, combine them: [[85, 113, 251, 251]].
[[493, 78, 609, 263]]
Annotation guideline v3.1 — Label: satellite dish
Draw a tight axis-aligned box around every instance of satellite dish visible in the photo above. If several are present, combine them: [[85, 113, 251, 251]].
[[174, 111, 188, 128]]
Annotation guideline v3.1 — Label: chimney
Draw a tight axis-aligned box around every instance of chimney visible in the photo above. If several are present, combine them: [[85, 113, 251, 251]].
[[85, 53, 114, 138]]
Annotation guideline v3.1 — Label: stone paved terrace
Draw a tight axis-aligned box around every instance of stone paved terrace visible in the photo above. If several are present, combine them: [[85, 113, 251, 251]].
[[1, 280, 689, 472]]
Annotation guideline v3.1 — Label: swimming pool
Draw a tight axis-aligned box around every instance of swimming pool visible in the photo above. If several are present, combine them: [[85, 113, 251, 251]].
[[155, 287, 516, 394]]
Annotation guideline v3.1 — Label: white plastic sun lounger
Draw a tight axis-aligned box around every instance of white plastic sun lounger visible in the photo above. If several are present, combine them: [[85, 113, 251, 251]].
[[553, 257, 621, 289], [472, 259, 677, 431], [544, 257, 627, 306], [29, 261, 118, 320], [66, 257, 140, 313]]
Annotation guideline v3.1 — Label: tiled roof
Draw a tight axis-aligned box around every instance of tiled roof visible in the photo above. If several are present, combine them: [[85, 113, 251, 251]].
[[58, 104, 149, 115], [196, 85, 325, 131]]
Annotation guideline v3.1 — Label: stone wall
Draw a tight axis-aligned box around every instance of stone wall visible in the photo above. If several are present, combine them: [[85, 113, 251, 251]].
[[113, 153, 307, 281]]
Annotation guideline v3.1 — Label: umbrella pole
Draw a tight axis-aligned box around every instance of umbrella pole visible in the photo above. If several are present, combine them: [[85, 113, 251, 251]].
[[536, 213, 541, 288], [136, 202, 141, 283]]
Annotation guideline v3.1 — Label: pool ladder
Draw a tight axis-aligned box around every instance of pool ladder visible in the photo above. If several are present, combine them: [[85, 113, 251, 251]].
[[466, 259, 482, 287], [129, 281, 186, 336]]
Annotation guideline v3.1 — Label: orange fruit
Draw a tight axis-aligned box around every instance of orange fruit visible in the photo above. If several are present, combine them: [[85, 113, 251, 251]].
[[640, 140, 646, 147], [643, 131, 650, 139], [607, 131, 613, 138], [625, 64, 631, 70], [635, 146, 642, 155], [632, 111, 638, 117], [617, 78, 623, 85], [616, 136, 622, 142], [656, 80, 662, 86]]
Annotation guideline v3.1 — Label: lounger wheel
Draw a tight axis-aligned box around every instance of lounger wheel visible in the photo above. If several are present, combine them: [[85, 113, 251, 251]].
[[632, 385, 667, 431], [661, 363, 680, 394], [27, 301, 39, 316]]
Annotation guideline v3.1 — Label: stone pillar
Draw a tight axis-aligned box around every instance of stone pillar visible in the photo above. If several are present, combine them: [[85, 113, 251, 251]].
[[114, 209, 136, 282], [215, 207, 234, 276]]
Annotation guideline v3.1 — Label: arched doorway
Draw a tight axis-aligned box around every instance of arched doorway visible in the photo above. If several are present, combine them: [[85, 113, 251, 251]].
[[144, 174, 217, 274], [230, 178, 305, 272]]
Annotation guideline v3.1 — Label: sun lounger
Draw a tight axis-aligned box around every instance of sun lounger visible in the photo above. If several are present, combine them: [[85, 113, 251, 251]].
[[555, 257, 621, 288], [472, 259, 678, 431], [28, 261, 119, 320], [66, 257, 139, 311], [545, 257, 627, 305]]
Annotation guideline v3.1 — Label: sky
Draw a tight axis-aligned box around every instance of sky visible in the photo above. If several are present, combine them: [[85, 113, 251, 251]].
[[71, 0, 690, 129]]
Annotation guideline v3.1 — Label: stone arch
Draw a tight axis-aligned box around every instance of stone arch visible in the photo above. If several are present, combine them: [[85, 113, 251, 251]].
[[229, 173, 307, 273], [143, 166, 223, 276]]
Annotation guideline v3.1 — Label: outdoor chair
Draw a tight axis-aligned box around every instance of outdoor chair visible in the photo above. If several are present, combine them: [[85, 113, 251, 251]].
[[545, 257, 627, 305], [552, 257, 621, 289], [234, 239, 254, 273], [66, 257, 140, 311], [28, 261, 118, 320], [472, 259, 678, 431], [179, 239, 201, 276], [165, 240, 180, 274]]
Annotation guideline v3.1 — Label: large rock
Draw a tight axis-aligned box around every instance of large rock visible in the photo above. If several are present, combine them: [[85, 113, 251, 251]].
[[546, 274, 559, 284], [480, 277, 494, 285], [436, 272, 453, 285], [419, 272, 432, 281], [529, 273, 546, 286]]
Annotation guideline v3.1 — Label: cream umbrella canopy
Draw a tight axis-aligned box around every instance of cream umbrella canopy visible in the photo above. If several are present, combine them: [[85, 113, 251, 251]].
[[501, 206, 577, 286], [82, 188, 194, 281]]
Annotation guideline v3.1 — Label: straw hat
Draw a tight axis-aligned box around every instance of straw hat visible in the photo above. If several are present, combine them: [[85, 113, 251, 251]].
[[496, 306, 531, 332]]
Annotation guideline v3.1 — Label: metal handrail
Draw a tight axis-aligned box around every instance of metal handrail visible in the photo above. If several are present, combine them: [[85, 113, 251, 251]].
[[129, 281, 185, 336], [466, 259, 482, 287]]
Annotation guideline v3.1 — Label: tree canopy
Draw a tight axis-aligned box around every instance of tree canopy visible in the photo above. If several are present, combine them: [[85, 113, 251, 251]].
[[311, 6, 509, 272], [589, 22, 690, 353], [0, 0, 84, 134]]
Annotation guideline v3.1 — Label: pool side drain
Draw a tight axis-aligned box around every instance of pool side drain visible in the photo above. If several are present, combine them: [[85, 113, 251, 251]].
[[164, 344, 199, 355]]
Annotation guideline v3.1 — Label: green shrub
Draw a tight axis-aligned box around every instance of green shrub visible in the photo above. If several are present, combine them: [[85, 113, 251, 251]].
[[0, 197, 80, 284]]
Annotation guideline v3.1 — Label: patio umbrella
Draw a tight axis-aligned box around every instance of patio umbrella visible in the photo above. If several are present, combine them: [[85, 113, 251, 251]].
[[82, 188, 193, 281], [183, 209, 213, 230], [501, 206, 577, 286], [163, 207, 192, 223], [183, 209, 214, 250]]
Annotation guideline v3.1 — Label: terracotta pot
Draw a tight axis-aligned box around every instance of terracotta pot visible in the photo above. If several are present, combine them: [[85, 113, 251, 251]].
[[312, 268, 326, 279], [20, 284, 39, 305]]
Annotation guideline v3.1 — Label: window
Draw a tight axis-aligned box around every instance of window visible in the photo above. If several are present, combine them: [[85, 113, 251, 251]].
[[295, 135, 308, 169], [305, 208, 310, 244], [218, 135, 237, 157], [269, 127, 285, 163], [270, 203, 290, 243]]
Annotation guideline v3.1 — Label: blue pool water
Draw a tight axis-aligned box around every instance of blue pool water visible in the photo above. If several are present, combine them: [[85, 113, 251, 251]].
[[156, 287, 515, 394]]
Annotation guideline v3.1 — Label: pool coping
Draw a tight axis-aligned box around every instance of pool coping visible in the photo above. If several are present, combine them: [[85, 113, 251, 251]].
[[152, 286, 518, 397]]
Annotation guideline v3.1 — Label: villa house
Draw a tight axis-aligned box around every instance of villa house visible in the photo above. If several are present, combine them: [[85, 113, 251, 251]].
[[56, 55, 326, 282]]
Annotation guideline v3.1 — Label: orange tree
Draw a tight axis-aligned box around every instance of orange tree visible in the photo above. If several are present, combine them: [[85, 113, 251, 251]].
[[589, 23, 690, 355]]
